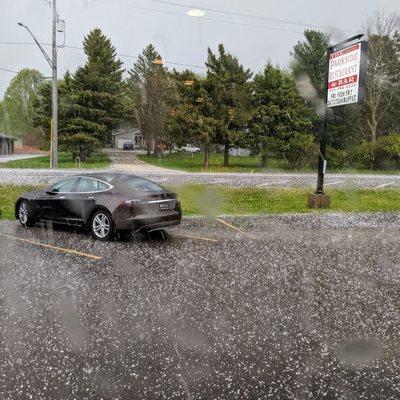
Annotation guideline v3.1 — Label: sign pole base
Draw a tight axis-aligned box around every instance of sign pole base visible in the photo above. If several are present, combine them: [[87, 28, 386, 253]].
[[307, 193, 331, 209]]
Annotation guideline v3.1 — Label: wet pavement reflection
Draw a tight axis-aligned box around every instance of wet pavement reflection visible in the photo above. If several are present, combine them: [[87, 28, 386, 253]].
[[0, 214, 399, 399]]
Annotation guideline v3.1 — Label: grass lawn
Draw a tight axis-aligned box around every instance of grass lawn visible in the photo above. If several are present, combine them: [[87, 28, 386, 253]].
[[0, 152, 110, 169], [2, 184, 400, 220], [139, 153, 400, 174], [139, 153, 288, 173], [0, 185, 40, 220]]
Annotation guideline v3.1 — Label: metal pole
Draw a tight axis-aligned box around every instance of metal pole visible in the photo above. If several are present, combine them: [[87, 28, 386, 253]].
[[315, 48, 331, 195], [315, 114, 327, 194], [51, 0, 58, 168]]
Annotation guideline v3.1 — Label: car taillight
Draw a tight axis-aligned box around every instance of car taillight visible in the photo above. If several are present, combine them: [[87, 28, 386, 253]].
[[120, 199, 140, 208]]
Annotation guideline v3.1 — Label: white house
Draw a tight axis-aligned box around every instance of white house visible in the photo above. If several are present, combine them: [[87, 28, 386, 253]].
[[112, 128, 145, 149]]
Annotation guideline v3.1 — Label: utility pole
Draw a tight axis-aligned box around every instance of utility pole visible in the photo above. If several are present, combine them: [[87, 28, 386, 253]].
[[50, 0, 58, 168], [18, 0, 60, 168]]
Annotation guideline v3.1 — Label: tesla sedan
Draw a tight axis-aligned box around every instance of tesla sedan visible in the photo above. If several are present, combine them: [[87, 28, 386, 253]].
[[15, 173, 182, 240]]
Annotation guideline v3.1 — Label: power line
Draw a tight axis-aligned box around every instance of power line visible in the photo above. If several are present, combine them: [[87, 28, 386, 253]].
[[88, 0, 306, 34], [123, 3, 305, 34], [140, 0, 354, 33], [0, 41, 206, 70], [0, 67, 19, 74]]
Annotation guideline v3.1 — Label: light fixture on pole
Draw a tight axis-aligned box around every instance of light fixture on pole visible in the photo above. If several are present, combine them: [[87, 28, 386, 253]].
[[153, 56, 164, 65], [187, 9, 205, 17]]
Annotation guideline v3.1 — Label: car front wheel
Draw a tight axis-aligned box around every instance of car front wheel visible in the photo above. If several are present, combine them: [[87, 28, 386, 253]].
[[18, 200, 36, 227], [90, 210, 114, 241]]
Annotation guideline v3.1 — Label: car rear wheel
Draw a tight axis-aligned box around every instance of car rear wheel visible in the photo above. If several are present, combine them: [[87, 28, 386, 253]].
[[90, 210, 114, 241], [18, 200, 36, 227]]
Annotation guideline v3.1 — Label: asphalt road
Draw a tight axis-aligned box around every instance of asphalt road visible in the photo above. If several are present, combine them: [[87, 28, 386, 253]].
[[1, 213, 400, 399], [1, 167, 400, 188]]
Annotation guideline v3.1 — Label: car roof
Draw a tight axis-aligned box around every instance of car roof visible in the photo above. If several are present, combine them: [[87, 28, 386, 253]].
[[77, 172, 141, 184], [54, 173, 167, 192]]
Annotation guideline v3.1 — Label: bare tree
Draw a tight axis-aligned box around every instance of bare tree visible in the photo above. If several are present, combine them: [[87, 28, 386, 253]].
[[361, 11, 400, 142]]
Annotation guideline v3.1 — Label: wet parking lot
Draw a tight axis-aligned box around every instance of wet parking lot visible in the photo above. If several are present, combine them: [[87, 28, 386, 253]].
[[1, 213, 400, 399]]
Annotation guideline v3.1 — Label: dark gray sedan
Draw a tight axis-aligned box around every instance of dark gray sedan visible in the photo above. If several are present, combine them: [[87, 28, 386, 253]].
[[15, 172, 182, 240]]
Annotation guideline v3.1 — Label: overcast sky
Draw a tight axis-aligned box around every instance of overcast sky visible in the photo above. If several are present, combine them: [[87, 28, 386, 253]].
[[0, 0, 398, 99]]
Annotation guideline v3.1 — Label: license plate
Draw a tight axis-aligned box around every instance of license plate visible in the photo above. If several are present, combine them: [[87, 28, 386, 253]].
[[159, 202, 170, 211]]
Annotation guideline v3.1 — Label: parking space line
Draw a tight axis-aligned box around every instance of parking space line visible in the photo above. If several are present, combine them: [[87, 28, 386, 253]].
[[0, 233, 102, 261], [257, 180, 289, 187], [325, 180, 345, 187], [174, 234, 218, 243], [374, 183, 391, 188], [214, 218, 256, 240]]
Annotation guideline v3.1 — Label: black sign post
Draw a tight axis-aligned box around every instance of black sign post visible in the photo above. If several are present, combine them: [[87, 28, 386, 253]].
[[308, 34, 367, 208]]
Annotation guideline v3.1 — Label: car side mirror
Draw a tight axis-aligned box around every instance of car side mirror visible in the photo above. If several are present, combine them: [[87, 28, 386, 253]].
[[46, 188, 59, 195]]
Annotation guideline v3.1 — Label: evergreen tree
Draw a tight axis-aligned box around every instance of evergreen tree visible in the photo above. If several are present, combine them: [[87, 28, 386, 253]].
[[250, 63, 315, 168], [127, 44, 170, 155], [65, 28, 125, 148], [167, 70, 219, 167], [206, 44, 252, 166], [291, 30, 330, 98]]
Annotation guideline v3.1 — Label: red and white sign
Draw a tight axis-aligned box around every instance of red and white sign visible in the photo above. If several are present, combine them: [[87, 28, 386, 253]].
[[327, 43, 362, 107]]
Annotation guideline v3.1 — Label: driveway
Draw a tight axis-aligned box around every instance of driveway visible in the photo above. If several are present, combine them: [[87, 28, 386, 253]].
[[0, 154, 43, 163], [0, 213, 399, 399]]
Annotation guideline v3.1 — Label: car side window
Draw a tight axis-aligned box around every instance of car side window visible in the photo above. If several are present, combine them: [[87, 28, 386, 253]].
[[51, 178, 77, 193], [75, 178, 100, 193], [74, 178, 110, 193], [97, 181, 109, 191]]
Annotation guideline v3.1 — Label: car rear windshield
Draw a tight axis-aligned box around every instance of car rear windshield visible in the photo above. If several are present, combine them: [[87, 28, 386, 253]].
[[122, 177, 165, 193]]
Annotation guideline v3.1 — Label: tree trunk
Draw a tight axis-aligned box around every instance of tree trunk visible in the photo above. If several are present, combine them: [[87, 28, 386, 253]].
[[145, 138, 152, 156], [203, 145, 210, 168], [223, 142, 229, 167], [261, 154, 267, 168]]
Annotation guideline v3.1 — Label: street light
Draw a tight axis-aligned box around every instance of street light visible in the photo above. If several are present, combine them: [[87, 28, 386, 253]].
[[153, 57, 164, 65], [17, 22, 53, 68], [187, 9, 205, 17]]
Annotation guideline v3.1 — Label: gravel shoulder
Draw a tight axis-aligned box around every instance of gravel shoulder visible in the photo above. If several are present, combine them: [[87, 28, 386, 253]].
[[1, 167, 400, 188]]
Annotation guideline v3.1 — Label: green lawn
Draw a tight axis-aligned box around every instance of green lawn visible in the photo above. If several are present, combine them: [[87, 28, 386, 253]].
[[2, 184, 400, 220], [139, 153, 288, 172], [139, 153, 400, 174], [0, 152, 110, 169], [174, 185, 400, 215], [0, 185, 41, 220]]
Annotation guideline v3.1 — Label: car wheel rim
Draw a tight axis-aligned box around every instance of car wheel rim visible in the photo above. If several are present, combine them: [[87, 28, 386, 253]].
[[92, 213, 110, 238], [19, 203, 28, 224]]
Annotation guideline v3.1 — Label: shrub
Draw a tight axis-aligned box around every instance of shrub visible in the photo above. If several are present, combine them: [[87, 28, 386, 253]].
[[357, 140, 385, 170], [326, 146, 350, 169], [283, 133, 318, 169], [382, 133, 400, 168], [356, 134, 400, 170]]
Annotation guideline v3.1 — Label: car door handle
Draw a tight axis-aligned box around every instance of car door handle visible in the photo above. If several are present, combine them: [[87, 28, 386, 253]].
[[59, 196, 66, 199], [88, 196, 95, 200]]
